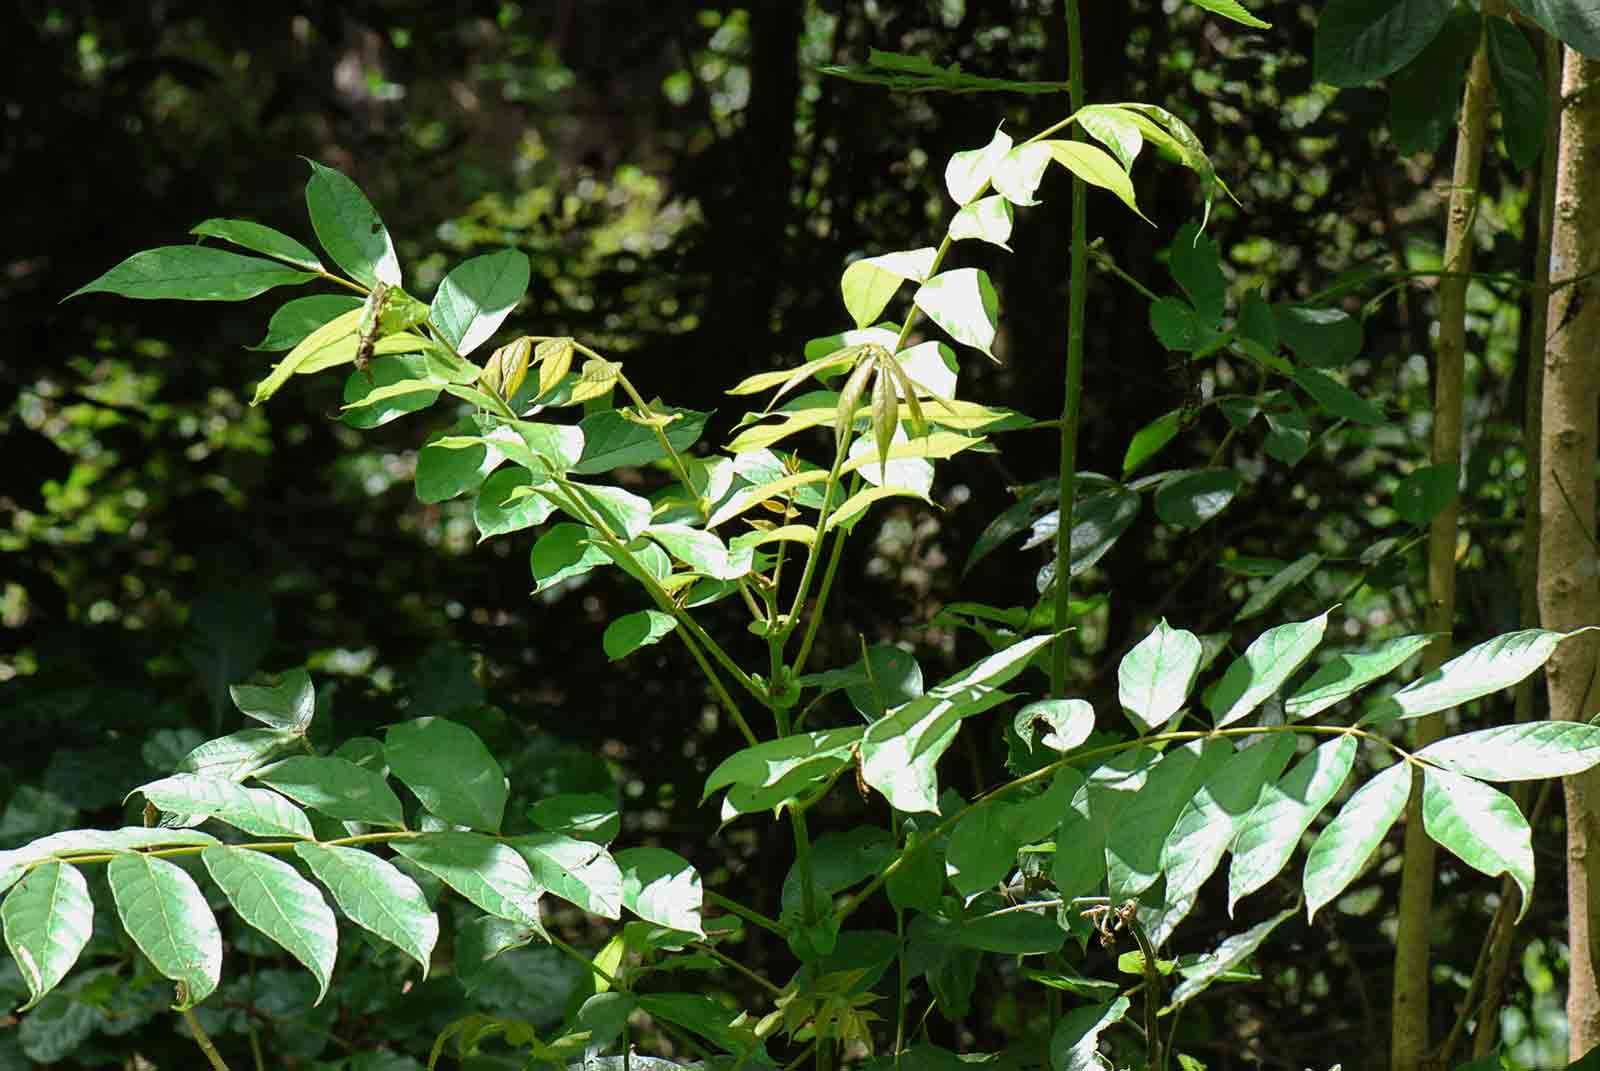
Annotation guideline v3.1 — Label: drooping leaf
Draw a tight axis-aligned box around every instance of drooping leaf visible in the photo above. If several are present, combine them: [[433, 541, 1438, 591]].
[[1118, 619, 1204, 734], [229, 669, 315, 733], [947, 801, 1026, 897], [1364, 629, 1579, 723], [66, 246, 317, 302], [1187, 0, 1271, 27], [385, 718, 507, 832], [1417, 722, 1600, 781], [303, 159, 401, 288], [252, 756, 406, 828], [430, 249, 530, 357], [1123, 410, 1184, 476], [1050, 996, 1131, 1071], [1422, 767, 1533, 919], [1304, 762, 1412, 918], [249, 294, 365, 351], [1043, 140, 1148, 219], [1161, 734, 1297, 905], [293, 843, 437, 976], [509, 834, 623, 919], [1228, 736, 1358, 912], [2, 862, 94, 1011], [1486, 16, 1547, 168], [947, 195, 1016, 249], [614, 847, 703, 937], [1208, 610, 1332, 728], [1285, 633, 1433, 720], [1273, 305, 1363, 367], [841, 248, 938, 329], [602, 610, 678, 661], [1314, 0, 1456, 87], [1294, 368, 1385, 425], [1235, 553, 1323, 622], [391, 833, 545, 931], [1106, 739, 1232, 900], [1509, 0, 1600, 59], [913, 268, 999, 359], [135, 773, 315, 839], [1168, 222, 1227, 321], [190, 218, 323, 271], [945, 126, 1014, 205], [106, 854, 222, 1008], [1154, 468, 1240, 528], [1166, 906, 1295, 1010], [1388, 10, 1482, 154], [201, 847, 338, 1003]]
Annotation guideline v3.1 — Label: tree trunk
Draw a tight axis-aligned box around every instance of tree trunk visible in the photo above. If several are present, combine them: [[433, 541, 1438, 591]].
[[1542, 45, 1600, 1060], [1390, 14, 1499, 1070]]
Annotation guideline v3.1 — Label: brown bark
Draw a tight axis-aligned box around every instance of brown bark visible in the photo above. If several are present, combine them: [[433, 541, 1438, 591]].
[[1541, 46, 1600, 1060], [1391, 14, 1500, 1071]]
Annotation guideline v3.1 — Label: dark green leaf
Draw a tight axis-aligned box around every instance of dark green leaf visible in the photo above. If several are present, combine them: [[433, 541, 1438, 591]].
[[303, 159, 400, 288], [1389, 10, 1482, 154], [250, 295, 363, 351], [574, 408, 710, 475], [1294, 368, 1385, 424], [416, 432, 498, 504], [602, 610, 678, 661], [527, 793, 620, 843], [530, 523, 610, 593], [1264, 404, 1312, 465], [963, 480, 1055, 576], [430, 249, 530, 357], [1235, 553, 1323, 622], [474, 467, 555, 542], [1050, 996, 1130, 1071], [1154, 468, 1240, 528], [1237, 290, 1278, 355], [1314, 0, 1455, 87], [1150, 297, 1208, 351], [385, 717, 507, 832], [229, 669, 315, 733], [1169, 222, 1227, 321], [1106, 739, 1233, 899], [341, 355, 443, 429], [66, 246, 317, 302], [1165, 907, 1295, 1010], [1509, 0, 1600, 58], [845, 645, 925, 719], [1274, 305, 1363, 366], [253, 756, 406, 827], [191, 218, 323, 271], [1486, 16, 1546, 168], [1123, 410, 1184, 476]]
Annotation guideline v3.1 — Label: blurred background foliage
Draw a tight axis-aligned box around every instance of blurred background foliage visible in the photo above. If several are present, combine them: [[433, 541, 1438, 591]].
[[0, 0, 1565, 1067]]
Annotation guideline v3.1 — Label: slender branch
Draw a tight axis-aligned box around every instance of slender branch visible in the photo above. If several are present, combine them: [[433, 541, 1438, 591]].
[[706, 890, 788, 937], [181, 1002, 233, 1071]]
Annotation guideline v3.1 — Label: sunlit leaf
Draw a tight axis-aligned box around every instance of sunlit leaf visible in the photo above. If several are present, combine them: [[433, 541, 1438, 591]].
[[202, 847, 338, 1003], [303, 158, 401, 287], [1422, 767, 1533, 919], [294, 843, 437, 976], [1228, 736, 1358, 912], [107, 854, 221, 1008], [2, 862, 93, 1011], [1118, 619, 1204, 733], [1208, 611, 1331, 728], [1304, 762, 1412, 919]]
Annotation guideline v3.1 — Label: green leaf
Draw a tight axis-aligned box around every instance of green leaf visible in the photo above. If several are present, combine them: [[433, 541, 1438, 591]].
[[509, 834, 623, 919], [844, 644, 926, 719], [1150, 297, 1208, 351], [1154, 468, 1240, 528], [573, 407, 708, 475], [947, 195, 1015, 249], [914, 268, 999, 359], [252, 756, 406, 828], [1388, 10, 1482, 154], [1118, 618, 1204, 733], [0, 828, 220, 874], [528, 793, 620, 843], [107, 854, 222, 1008], [340, 355, 444, 429], [1013, 699, 1094, 754], [1043, 140, 1148, 220], [201, 847, 337, 1003], [1161, 734, 1297, 905], [636, 992, 765, 1062], [914, 900, 1066, 955], [1235, 553, 1323, 623], [841, 248, 937, 329], [66, 246, 317, 302], [1273, 305, 1363, 367], [563, 483, 653, 542], [861, 634, 1054, 813], [945, 126, 1013, 205], [474, 467, 555, 542], [1365, 629, 1578, 723], [1237, 290, 1278, 355], [293, 843, 437, 976], [1166, 906, 1295, 1011], [177, 728, 301, 780], [1187, 0, 1271, 27], [530, 523, 610, 593], [614, 847, 703, 937], [1285, 633, 1433, 720], [1304, 762, 1412, 918], [1486, 17, 1546, 168], [1050, 996, 1130, 1071], [1106, 739, 1233, 900], [254, 318, 431, 406], [1123, 410, 1183, 476], [386, 718, 507, 832], [1209, 611, 1331, 728], [191, 218, 323, 271], [1314, 0, 1455, 87], [1417, 722, 1600, 781], [702, 727, 863, 814], [1422, 767, 1533, 920], [1228, 737, 1358, 912], [229, 669, 315, 733], [1293, 368, 1385, 424], [135, 773, 315, 839], [602, 610, 678, 661], [430, 249, 530, 356], [249, 294, 365, 351], [391, 833, 545, 931], [947, 801, 1025, 896], [1169, 222, 1226, 321], [416, 431, 500, 505], [303, 159, 400, 288], [2, 862, 93, 1011], [1264, 404, 1312, 465], [1054, 749, 1156, 902], [1074, 104, 1145, 171], [1509, 0, 1600, 59]]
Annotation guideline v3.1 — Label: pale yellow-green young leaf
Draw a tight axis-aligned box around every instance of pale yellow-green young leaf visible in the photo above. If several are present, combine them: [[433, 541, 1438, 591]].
[[489, 337, 533, 401], [705, 471, 829, 529], [725, 407, 844, 453], [991, 143, 1053, 206], [825, 485, 932, 531], [838, 432, 985, 475], [840, 248, 938, 330], [1042, 141, 1149, 221], [882, 358, 927, 437], [251, 308, 360, 404], [871, 364, 898, 469], [834, 359, 877, 453], [727, 347, 858, 398], [1072, 105, 1145, 172], [536, 337, 575, 399], [945, 125, 1013, 205], [567, 357, 619, 404]]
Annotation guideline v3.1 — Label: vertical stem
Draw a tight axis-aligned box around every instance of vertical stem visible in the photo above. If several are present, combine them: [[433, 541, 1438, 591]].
[[1391, 11, 1499, 1070], [181, 1005, 233, 1071], [1050, 0, 1088, 698], [1542, 42, 1600, 1058], [1472, 26, 1564, 1059]]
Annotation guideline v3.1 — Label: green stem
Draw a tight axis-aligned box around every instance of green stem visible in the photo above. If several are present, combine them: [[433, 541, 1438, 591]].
[[706, 890, 788, 937], [693, 940, 784, 997], [1050, 0, 1089, 698], [181, 1003, 233, 1071], [792, 475, 858, 679]]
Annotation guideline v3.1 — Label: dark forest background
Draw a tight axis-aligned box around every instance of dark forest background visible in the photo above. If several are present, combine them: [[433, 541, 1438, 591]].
[[0, 1, 1564, 1067]]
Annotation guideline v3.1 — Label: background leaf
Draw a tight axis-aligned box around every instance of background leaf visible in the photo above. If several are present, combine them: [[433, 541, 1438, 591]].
[[386, 718, 508, 832], [1314, 0, 1455, 87], [1485, 16, 1546, 168]]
